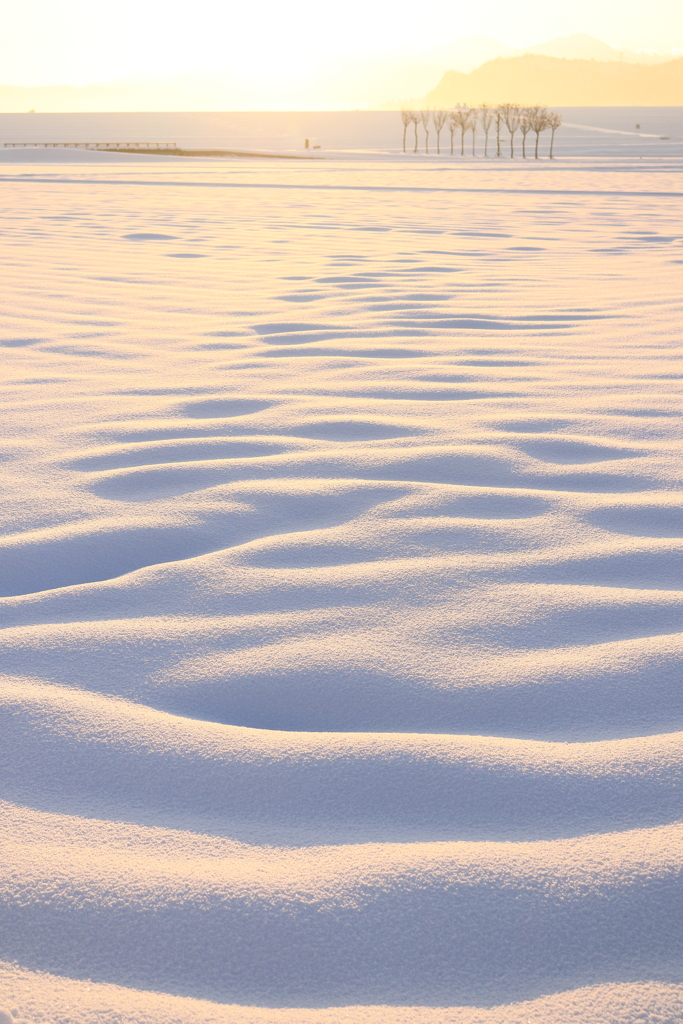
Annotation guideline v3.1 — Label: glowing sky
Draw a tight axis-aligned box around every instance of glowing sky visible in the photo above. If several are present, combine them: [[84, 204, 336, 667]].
[[1, 0, 681, 88]]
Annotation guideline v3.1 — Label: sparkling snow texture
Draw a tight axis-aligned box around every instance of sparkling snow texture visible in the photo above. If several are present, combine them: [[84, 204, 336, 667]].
[[1, 150, 683, 1023]]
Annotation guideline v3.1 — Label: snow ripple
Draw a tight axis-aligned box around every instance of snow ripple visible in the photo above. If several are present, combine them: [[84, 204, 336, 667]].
[[1, 155, 683, 1022]]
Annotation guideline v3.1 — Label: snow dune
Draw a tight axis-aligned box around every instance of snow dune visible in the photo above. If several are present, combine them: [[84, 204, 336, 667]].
[[1, 153, 682, 1022]]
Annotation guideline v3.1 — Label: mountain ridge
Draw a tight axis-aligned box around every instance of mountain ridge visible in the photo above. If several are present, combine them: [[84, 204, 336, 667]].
[[422, 53, 683, 108], [0, 34, 680, 112]]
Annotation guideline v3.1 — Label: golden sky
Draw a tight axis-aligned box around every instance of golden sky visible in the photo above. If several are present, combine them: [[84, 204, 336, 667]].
[[0, 0, 681, 89]]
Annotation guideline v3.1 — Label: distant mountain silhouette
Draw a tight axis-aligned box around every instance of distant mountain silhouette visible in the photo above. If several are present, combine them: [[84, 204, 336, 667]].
[[0, 36, 679, 112], [418, 33, 674, 74], [423, 54, 683, 107], [519, 33, 668, 64]]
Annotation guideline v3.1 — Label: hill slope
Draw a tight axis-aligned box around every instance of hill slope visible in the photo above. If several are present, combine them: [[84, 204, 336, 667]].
[[424, 54, 683, 107]]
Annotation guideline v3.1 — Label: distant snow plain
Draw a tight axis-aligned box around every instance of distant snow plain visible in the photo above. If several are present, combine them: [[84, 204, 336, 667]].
[[1, 129, 683, 1024], [0, 107, 681, 158]]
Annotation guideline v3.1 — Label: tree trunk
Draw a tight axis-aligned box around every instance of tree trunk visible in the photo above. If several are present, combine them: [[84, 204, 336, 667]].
[[403, 126, 407, 153], [534, 132, 540, 159], [510, 132, 515, 158], [522, 134, 526, 158], [550, 128, 555, 159], [425, 130, 429, 155], [436, 130, 440, 155], [414, 124, 418, 154], [496, 127, 501, 157], [484, 132, 489, 157], [460, 128, 465, 156]]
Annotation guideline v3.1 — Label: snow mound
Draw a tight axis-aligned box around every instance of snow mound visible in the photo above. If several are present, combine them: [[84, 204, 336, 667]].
[[1, 152, 682, 1020]]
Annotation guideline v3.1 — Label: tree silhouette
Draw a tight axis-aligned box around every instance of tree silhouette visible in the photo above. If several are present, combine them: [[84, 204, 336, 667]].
[[494, 106, 504, 157], [500, 104, 522, 157], [479, 104, 494, 157], [529, 106, 549, 159], [432, 110, 448, 154], [400, 110, 412, 153], [410, 111, 420, 153], [519, 107, 533, 158], [451, 106, 475, 156], [419, 110, 432, 154], [547, 111, 562, 159], [447, 109, 458, 155], [400, 103, 561, 160]]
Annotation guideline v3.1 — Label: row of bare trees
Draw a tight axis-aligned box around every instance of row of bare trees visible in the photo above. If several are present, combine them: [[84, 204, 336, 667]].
[[400, 105, 562, 159]]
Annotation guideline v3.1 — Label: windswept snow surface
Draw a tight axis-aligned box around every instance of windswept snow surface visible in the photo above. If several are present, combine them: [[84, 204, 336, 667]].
[[1, 153, 683, 1023]]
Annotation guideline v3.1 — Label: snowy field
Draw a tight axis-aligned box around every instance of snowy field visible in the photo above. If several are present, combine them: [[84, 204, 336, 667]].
[[1, 148, 683, 1023], [0, 107, 682, 158]]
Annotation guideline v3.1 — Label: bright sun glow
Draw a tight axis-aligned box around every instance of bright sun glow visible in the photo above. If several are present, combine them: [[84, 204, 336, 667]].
[[0, 0, 681, 91]]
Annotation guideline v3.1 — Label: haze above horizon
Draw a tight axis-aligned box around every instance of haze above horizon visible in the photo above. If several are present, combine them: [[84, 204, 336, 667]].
[[2, 31, 683, 111], [1, 0, 682, 110]]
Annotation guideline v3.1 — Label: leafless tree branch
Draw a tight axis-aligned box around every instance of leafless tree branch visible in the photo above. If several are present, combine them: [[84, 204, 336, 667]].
[[410, 110, 420, 153], [400, 109, 412, 153], [432, 109, 448, 155], [478, 104, 494, 157], [547, 111, 562, 159], [419, 110, 432, 154], [500, 103, 522, 158]]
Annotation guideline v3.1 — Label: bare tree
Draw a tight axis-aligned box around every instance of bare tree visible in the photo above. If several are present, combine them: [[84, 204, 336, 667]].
[[432, 109, 448, 154], [419, 109, 431, 154], [500, 103, 522, 158], [547, 111, 562, 159], [410, 111, 420, 154], [456, 107, 468, 156], [519, 107, 533, 158], [494, 106, 504, 157], [451, 105, 475, 156], [464, 108, 476, 155], [529, 106, 549, 159], [424, 102, 558, 160], [447, 109, 458, 155], [479, 104, 494, 156], [400, 110, 412, 153]]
